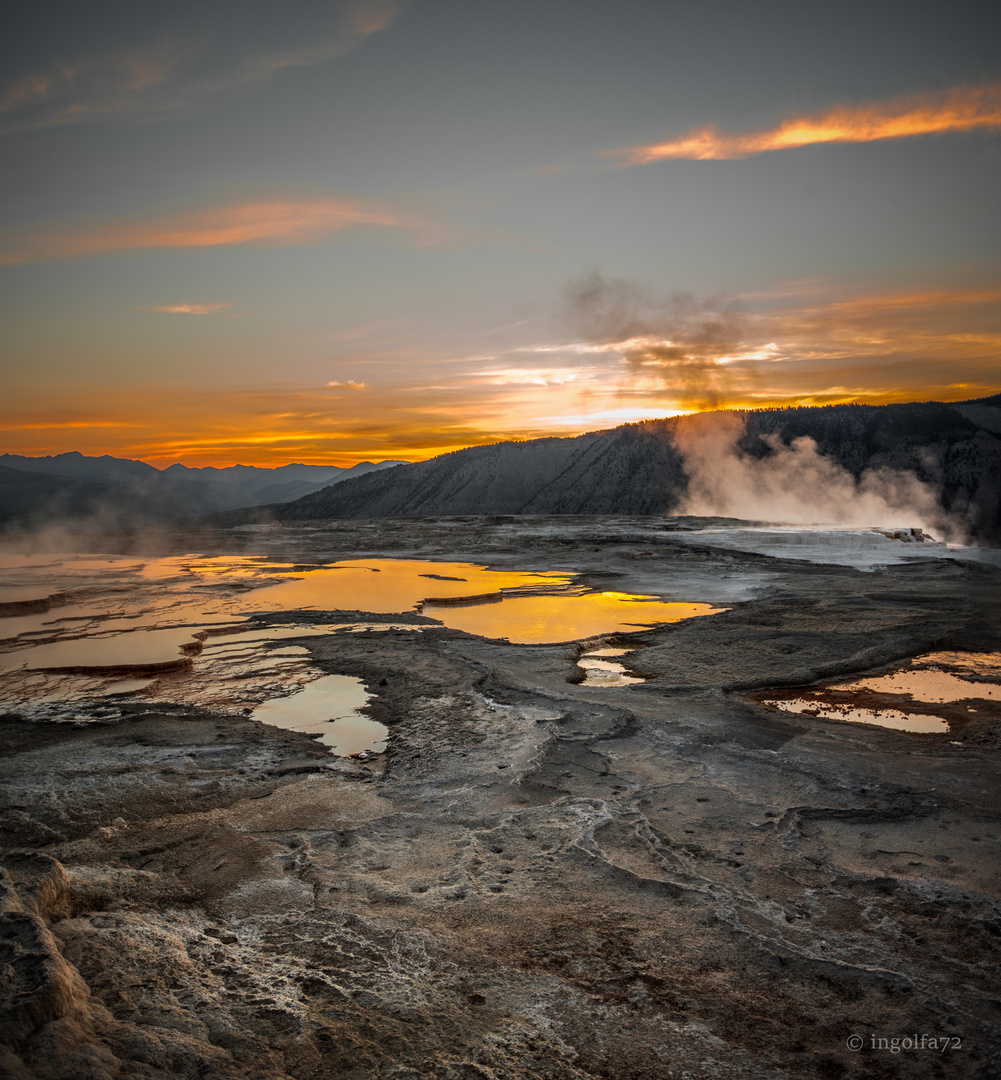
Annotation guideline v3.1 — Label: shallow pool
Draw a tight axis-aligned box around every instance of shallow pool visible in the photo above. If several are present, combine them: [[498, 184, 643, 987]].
[[0, 551, 720, 752], [754, 651, 1001, 735]]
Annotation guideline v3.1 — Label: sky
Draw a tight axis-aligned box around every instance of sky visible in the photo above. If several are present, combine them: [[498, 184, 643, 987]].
[[1, 0, 999, 467]]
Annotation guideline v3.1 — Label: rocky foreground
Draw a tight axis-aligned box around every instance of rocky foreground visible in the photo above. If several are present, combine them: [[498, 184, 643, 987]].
[[1, 517, 1000, 1079]]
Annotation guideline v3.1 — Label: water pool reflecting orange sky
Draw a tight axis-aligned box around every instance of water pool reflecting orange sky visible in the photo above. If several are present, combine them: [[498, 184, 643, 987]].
[[245, 559, 573, 613], [0, 555, 723, 685], [251, 675, 386, 755], [758, 652, 1001, 735], [243, 560, 722, 644], [424, 594, 719, 645], [0, 550, 722, 747]]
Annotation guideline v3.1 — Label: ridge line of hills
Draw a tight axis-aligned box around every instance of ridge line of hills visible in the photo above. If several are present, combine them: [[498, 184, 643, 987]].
[[2, 395, 1000, 542], [0, 455, 407, 530], [266, 395, 1001, 543]]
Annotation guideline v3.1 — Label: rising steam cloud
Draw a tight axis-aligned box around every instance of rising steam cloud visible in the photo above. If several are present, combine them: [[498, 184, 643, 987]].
[[672, 412, 963, 541]]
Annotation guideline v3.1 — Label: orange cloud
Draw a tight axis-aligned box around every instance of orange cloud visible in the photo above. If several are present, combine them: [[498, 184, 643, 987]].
[[608, 83, 1001, 164], [349, 0, 406, 36], [3, 420, 133, 431], [0, 195, 444, 266], [752, 286, 1001, 365]]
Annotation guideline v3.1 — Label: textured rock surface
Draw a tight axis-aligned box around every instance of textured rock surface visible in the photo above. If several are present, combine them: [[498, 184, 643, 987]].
[[1, 518, 999, 1078]]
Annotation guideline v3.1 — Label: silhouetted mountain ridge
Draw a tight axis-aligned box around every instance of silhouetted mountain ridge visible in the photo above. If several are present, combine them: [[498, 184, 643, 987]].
[[0, 465, 221, 529], [0, 455, 407, 530], [273, 399, 1001, 542]]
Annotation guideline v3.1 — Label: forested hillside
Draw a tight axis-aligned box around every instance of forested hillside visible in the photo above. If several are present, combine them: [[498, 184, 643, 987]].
[[274, 397, 1001, 542]]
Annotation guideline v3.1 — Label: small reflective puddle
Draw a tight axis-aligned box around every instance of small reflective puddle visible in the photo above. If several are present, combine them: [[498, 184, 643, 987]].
[[759, 698, 950, 734], [251, 675, 387, 754], [577, 647, 645, 687], [753, 651, 1001, 735]]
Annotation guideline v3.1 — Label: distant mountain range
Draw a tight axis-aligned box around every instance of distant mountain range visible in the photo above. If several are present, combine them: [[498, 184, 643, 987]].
[[269, 396, 1001, 543], [0, 453, 407, 530]]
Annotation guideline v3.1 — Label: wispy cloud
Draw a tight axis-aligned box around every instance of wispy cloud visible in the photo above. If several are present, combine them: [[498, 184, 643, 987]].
[[326, 380, 367, 389], [138, 302, 231, 315], [475, 367, 582, 387], [607, 82, 1001, 165], [3, 419, 133, 431], [747, 285, 1001, 373], [0, 194, 447, 266], [0, 1, 409, 134]]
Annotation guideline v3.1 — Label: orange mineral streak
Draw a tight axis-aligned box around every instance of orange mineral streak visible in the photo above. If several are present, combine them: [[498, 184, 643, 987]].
[[0, 197, 428, 266], [610, 82, 1001, 164]]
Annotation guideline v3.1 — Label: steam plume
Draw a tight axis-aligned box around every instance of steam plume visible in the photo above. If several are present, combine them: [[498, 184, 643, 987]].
[[672, 412, 963, 541]]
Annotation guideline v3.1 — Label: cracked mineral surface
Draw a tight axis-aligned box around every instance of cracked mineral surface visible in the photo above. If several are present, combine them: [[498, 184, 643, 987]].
[[1, 515, 999, 1079]]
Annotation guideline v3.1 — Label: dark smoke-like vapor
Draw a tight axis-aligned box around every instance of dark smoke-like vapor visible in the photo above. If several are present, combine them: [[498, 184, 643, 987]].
[[563, 270, 749, 410]]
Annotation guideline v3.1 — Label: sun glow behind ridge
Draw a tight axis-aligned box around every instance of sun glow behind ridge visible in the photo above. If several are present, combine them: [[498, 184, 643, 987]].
[[4, 274, 999, 466]]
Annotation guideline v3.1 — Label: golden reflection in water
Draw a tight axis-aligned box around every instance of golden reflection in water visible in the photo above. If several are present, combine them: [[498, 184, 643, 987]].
[[0, 554, 723, 730], [0, 585, 54, 603], [246, 560, 720, 643], [841, 669, 997, 702], [578, 647, 644, 687], [0, 627, 203, 672], [426, 594, 720, 644], [140, 555, 294, 581], [245, 558, 571, 615], [759, 653, 1001, 735], [763, 698, 950, 734]]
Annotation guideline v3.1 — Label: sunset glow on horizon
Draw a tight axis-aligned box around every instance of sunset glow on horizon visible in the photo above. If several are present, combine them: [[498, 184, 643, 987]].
[[4, 275, 1000, 468], [2, 2, 998, 471]]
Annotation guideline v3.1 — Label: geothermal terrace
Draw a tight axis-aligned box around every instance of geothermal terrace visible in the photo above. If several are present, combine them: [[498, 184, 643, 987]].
[[1, 515, 999, 1079]]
